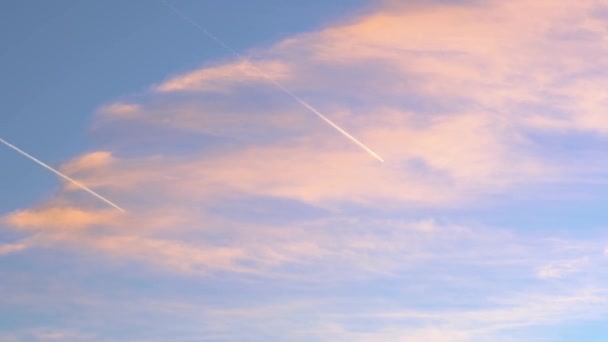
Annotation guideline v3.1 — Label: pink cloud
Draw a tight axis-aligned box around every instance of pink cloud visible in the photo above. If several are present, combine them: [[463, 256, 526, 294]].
[[60, 151, 114, 175], [4, 207, 118, 231], [89, 0, 603, 200], [98, 103, 141, 117], [92, 235, 248, 274], [0, 243, 27, 256], [5, 0, 608, 282], [155, 59, 292, 93]]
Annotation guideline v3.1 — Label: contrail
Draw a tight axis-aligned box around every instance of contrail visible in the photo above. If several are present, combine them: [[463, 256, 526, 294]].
[[0, 138, 125, 212], [160, 1, 384, 163]]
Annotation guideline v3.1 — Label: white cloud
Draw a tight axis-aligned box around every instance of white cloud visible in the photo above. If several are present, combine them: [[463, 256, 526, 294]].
[[537, 257, 590, 279]]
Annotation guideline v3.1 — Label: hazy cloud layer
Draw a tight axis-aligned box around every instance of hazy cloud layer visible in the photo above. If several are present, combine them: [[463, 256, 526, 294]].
[[4, 0, 608, 340]]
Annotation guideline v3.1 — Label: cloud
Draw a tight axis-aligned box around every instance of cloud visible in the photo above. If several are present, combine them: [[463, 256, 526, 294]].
[[5, 1, 608, 340], [6, 0, 608, 278], [328, 289, 608, 341], [91, 235, 248, 274], [85, 0, 608, 210], [537, 257, 590, 279], [53, 113, 548, 210], [155, 59, 292, 93], [0, 329, 95, 342], [4, 207, 117, 231], [275, 0, 608, 139], [0, 243, 27, 256], [98, 103, 141, 117], [60, 151, 114, 175], [120, 285, 607, 342]]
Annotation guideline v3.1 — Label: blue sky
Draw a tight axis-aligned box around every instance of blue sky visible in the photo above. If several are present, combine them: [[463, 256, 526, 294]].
[[2, 0, 608, 341]]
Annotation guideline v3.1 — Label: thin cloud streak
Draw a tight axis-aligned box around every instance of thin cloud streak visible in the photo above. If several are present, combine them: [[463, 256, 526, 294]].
[[160, 0, 385, 163], [0, 138, 125, 212]]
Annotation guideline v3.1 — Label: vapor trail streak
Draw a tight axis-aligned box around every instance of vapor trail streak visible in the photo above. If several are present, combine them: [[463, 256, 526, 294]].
[[161, 1, 385, 163], [0, 138, 125, 212]]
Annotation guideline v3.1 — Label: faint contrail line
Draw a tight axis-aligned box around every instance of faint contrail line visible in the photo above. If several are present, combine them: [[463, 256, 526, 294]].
[[0, 138, 125, 212], [160, 1, 385, 163]]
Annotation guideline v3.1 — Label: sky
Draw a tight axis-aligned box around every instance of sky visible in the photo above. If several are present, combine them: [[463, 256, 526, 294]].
[[2, 0, 608, 341]]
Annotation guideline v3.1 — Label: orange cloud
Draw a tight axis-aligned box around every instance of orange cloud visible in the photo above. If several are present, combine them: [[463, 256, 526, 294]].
[[61, 151, 114, 174], [98, 102, 141, 117], [0, 243, 27, 256], [155, 59, 292, 93], [6, 0, 608, 280], [62, 109, 549, 209], [88, 0, 600, 205], [4, 207, 117, 230]]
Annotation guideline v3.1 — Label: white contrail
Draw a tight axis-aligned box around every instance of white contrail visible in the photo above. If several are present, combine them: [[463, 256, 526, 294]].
[[160, 1, 385, 163], [0, 138, 125, 212]]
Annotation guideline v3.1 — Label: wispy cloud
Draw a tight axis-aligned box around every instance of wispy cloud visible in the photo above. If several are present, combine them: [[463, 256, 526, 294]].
[[155, 59, 292, 93], [98, 103, 141, 118], [4, 207, 118, 231], [0, 242, 27, 256], [537, 257, 591, 279], [5, 0, 608, 340]]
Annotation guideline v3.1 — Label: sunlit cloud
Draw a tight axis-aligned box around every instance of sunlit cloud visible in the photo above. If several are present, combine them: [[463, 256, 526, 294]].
[[0, 242, 27, 256], [6, 0, 608, 288], [98, 103, 142, 118], [155, 59, 292, 93], [4, 0, 608, 340], [4, 207, 117, 231]]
